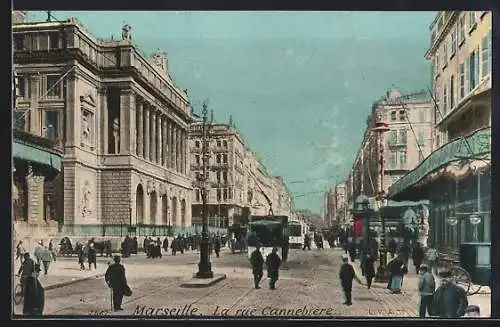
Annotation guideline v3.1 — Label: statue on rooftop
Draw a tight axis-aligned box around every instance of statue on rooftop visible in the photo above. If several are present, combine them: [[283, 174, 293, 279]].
[[122, 24, 132, 40]]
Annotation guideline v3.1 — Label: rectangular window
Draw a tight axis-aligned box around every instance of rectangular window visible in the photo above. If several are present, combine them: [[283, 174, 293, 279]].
[[469, 11, 477, 29], [217, 189, 222, 202], [450, 30, 457, 56], [442, 43, 447, 67], [223, 171, 228, 183], [44, 111, 59, 141], [419, 110, 425, 122], [216, 171, 221, 182], [46, 75, 61, 97], [418, 131, 425, 146], [436, 134, 440, 148], [14, 34, 24, 50], [388, 130, 397, 145], [481, 31, 491, 78], [216, 140, 221, 147], [450, 75, 455, 109], [195, 155, 200, 164], [223, 154, 228, 164], [390, 111, 396, 121], [399, 152, 407, 169], [49, 32, 59, 49], [459, 16, 466, 44], [195, 140, 200, 148], [418, 149, 425, 162], [196, 189, 200, 202], [469, 50, 478, 91], [459, 63, 466, 98], [443, 85, 448, 115], [223, 140, 228, 148], [389, 152, 397, 169], [223, 188, 228, 200], [399, 110, 405, 121], [15, 75, 26, 98], [399, 129, 407, 145], [13, 109, 26, 131], [216, 154, 221, 163], [435, 52, 440, 75]]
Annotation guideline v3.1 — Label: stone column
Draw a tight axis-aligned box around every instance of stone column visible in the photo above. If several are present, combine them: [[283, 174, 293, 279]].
[[176, 128, 182, 173], [64, 74, 76, 145], [174, 196, 181, 227], [136, 100, 143, 157], [129, 91, 137, 155], [169, 121, 175, 169], [119, 89, 132, 154], [161, 117, 167, 166], [144, 104, 150, 161], [182, 130, 187, 174], [99, 88, 108, 154], [151, 110, 157, 163], [172, 125, 178, 172], [26, 168, 45, 222], [156, 114, 161, 164]]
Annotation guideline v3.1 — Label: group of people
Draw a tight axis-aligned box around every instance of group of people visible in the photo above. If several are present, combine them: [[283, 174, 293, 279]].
[[249, 245, 282, 290], [16, 240, 56, 276], [302, 232, 324, 250]]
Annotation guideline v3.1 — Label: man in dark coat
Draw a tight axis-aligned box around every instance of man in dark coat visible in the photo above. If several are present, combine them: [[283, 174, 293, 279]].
[[132, 237, 138, 254], [339, 254, 360, 305], [432, 270, 468, 318], [214, 234, 221, 258], [162, 237, 169, 254], [363, 253, 375, 289], [143, 237, 150, 257], [348, 241, 357, 262], [266, 247, 282, 290], [105, 255, 128, 312], [17, 255, 44, 316], [76, 242, 86, 270], [249, 244, 264, 289], [302, 233, 311, 250], [412, 242, 424, 274], [88, 240, 97, 270]]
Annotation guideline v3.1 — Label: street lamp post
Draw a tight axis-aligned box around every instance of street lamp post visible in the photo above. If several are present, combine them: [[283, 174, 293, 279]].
[[196, 101, 214, 279], [375, 196, 389, 282], [354, 194, 370, 257]]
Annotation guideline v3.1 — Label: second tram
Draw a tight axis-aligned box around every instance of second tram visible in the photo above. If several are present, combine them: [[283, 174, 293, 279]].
[[247, 215, 289, 261]]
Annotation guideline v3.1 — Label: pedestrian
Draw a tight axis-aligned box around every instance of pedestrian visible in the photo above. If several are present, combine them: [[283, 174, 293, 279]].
[[132, 237, 138, 255], [418, 264, 435, 318], [77, 242, 86, 270], [249, 244, 264, 289], [88, 240, 97, 270], [143, 237, 150, 257], [265, 247, 282, 290], [34, 241, 44, 265], [17, 253, 35, 293], [105, 255, 129, 312], [23, 262, 45, 315], [214, 234, 221, 258], [16, 240, 26, 264], [426, 246, 438, 275], [412, 243, 424, 274], [39, 244, 53, 275], [339, 254, 361, 306], [302, 233, 311, 251], [162, 236, 169, 254], [348, 242, 357, 262], [463, 305, 480, 318], [388, 255, 405, 293], [388, 238, 397, 258], [432, 270, 468, 318], [48, 240, 57, 262], [363, 253, 375, 289]]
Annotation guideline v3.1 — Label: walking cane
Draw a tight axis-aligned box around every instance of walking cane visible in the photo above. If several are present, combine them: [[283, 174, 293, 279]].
[[110, 287, 113, 312]]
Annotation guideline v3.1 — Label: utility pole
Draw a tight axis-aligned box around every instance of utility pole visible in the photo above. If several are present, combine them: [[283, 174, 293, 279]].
[[196, 101, 214, 278]]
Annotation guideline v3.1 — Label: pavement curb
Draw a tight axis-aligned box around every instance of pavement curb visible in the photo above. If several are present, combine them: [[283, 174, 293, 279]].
[[43, 273, 106, 291], [179, 274, 227, 288]]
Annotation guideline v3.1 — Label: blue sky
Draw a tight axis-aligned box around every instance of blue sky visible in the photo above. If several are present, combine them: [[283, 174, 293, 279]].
[[28, 11, 436, 214]]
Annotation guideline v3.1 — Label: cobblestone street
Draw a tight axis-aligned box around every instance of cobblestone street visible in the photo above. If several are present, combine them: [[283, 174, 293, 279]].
[[14, 247, 432, 317]]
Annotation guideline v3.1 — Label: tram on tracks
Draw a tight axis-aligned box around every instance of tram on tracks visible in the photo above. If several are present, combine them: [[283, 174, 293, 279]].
[[288, 220, 307, 249], [247, 215, 289, 261]]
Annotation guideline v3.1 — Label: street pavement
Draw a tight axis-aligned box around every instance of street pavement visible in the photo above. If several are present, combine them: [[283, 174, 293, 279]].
[[13, 246, 424, 317]]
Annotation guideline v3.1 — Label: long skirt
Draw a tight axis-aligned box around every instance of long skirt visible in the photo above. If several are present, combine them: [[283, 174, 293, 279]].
[[390, 275, 402, 292]]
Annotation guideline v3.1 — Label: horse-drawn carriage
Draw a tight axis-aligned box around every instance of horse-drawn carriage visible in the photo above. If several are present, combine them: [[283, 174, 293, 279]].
[[58, 237, 113, 257]]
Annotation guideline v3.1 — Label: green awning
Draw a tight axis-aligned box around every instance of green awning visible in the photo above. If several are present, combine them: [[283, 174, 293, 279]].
[[388, 127, 490, 199], [13, 140, 62, 171]]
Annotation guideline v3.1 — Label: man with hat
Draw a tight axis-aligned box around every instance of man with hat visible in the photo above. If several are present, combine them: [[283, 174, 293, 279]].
[[105, 255, 128, 311], [417, 264, 435, 317], [339, 253, 361, 305], [432, 269, 468, 318], [463, 305, 480, 318], [266, 247, 282, 290], [249, 243, 264, 289]]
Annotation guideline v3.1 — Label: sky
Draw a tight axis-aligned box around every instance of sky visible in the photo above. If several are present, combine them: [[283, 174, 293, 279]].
[[28, 11, 436, 214]]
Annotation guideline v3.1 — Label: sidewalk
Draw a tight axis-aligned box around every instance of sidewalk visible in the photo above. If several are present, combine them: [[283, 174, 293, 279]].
[[13, 256, 107, 291], [346, 253, 491, 317]]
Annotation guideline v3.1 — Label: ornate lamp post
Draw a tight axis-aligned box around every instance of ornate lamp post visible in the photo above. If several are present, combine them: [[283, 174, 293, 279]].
[[354, 194, 370, 255], [196, 101, 214, 279], [375, 196, 389, 282]]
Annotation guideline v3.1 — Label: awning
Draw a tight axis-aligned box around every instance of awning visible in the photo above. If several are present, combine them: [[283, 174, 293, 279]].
[[388, 127, 490, 199], [13, 140, 62, 171]]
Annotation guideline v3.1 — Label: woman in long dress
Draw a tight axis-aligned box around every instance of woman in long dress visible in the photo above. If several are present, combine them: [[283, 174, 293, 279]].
[[388, 256, 405, 293], [23, 264, 44, 315]]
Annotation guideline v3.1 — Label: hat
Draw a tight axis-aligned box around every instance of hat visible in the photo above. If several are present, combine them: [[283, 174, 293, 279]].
[[113, 255, 121, 262], [438, 270, 452, 278], [466, 305, 480, 313], [341, 254, 349, 260], [419, 264, 429, 270]]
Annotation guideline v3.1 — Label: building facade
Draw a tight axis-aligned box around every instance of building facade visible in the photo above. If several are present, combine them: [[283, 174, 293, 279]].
[[13, 18, 196, 241], [189, 122, 247, 228], [389, 11, 491, 259]]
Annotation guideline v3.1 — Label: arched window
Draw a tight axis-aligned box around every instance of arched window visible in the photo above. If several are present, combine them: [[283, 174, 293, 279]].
[[136, 184, 144, 224], [150, 191, 157, 224], [181, 199, 186, 227]]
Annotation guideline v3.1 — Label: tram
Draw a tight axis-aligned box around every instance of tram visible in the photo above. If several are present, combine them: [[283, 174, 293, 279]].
[[247, 215, 289, 261], [289, 220, 307, 249]]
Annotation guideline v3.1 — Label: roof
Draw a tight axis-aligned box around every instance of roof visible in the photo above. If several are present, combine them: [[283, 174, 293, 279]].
[[249, 220, 282, 227]]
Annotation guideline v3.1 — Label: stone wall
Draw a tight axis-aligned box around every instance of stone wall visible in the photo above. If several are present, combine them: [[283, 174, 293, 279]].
[[100, 170, 131, 224]]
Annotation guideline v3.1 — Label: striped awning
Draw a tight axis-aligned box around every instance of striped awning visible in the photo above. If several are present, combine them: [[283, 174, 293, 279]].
[[13, 140, 62, 171]]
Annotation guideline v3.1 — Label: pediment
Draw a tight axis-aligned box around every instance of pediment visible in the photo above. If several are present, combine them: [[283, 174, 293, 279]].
[[80, 92, 96, 107]]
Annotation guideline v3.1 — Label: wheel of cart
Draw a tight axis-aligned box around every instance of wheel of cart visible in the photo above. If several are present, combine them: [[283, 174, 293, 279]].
[[449, 265, 479, 295]]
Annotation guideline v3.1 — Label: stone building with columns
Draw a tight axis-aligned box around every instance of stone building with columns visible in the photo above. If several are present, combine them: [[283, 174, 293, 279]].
[[13, 17, 196, 240]]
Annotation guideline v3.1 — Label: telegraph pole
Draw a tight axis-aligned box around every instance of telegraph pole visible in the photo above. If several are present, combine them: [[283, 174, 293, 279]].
[[196, 101, 214, 278]]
